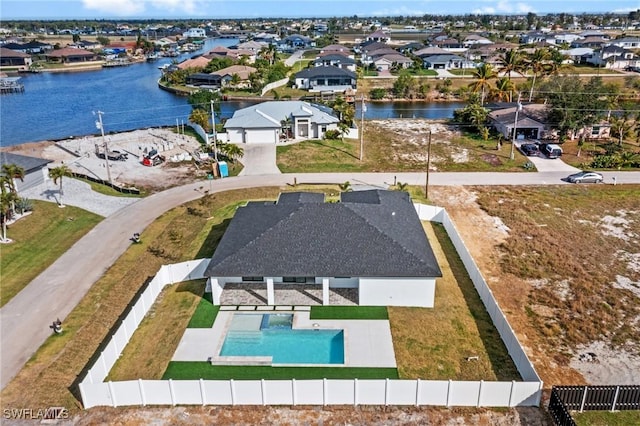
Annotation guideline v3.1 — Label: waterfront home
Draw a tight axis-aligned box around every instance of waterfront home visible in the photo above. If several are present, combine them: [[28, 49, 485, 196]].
[[312, 54, 356, 72], [45, 47, 95, 64], [223, 100, 339, 144], [205, 190, 442, 307], [366, 29, 391, 43], [294, 66, 357, 93], [0, 47, 32, 69], [421, 54, 473, 70], [183, 28, 206, 39], [211, 65, 257, 89]]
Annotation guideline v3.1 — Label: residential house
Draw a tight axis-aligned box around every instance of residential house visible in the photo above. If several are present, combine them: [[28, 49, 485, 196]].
[[609, 37, 640, 49], [366, 30, 391, 43], [432, 38, 465, 53], [205, 189, 442, 307], [488, 103, 547, 140], [211, 65, 257, 88], [571, 36, 608, 48], [223, 100, 340, 144], [177, 55, 210, 70], [373, 53, 413, 71], [0, 47, 32, 69], [421, 53, 472, 70], [313, 54, 356, 72], [588, 45, 639, 69], [236, 40, 268, 54], [183, 28, 206, 39], [294, 66, 357, 93], [0, 152, 52, 192], [319, 44, 352, 57], [45, 47, 95, 63], [462, 34, 493, 48], [280, 34, 313, 50]]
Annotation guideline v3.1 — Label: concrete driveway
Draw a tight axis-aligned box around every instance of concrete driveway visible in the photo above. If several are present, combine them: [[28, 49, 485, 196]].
[[238, 144, 281, 176], [514, 141, 581, 173]]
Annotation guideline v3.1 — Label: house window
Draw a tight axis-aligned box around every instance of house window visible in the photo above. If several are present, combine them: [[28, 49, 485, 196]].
[[591, 126, 600, 136], [242, 276, 264, 282], [283, 277, 311, 283]]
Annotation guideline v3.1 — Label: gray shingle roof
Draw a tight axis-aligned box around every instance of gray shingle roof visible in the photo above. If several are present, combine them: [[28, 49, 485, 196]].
[[0, 152, 52, 173], [205, 190, 442, 279], [295, 66, 356, 79]]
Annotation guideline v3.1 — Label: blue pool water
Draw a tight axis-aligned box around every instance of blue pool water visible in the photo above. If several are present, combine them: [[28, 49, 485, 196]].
[[221, 314, 344, 364]]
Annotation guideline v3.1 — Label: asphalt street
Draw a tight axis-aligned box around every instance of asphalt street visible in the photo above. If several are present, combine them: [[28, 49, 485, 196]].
[[2, 171, 640, 389]]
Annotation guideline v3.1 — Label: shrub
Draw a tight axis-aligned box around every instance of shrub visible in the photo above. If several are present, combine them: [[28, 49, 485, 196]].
[[369, 88, 386, 100], [15, 197, 33, 214], [323, 129, 341, 140]]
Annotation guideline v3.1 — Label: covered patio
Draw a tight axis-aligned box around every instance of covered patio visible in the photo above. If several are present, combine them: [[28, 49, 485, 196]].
[[216, 282, 358, 306]]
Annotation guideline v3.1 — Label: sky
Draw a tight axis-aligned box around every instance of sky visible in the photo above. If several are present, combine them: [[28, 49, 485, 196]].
[[1, 0, 638, 20]]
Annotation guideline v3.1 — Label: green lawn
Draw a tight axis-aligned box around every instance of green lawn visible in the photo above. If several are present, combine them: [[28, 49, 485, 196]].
[[187, 292, 219, 328], [573, 410, 640, 426], [0, 201, 102, 307], [163, 363, 398, 380], [310, 306, 388, 320]]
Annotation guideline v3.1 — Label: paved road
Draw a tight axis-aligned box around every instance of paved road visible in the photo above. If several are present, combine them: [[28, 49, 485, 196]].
[[2, 171, 640, 389]]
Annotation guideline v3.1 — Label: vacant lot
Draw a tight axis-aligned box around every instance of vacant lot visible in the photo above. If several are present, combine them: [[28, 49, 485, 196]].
[[277, 120, 531, 173], [431, 185, 640, 386]]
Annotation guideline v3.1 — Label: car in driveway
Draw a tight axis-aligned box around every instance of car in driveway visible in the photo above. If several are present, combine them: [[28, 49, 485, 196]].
[[566, 171, 604, 183], [540, 143, 563, 159], [519, 143, 539, 156]]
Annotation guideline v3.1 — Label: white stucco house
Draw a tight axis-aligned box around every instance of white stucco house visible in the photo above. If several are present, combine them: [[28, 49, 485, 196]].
[[223, 100, 340, 144], [205, 190, 443, 307], [183, 28, 206, 38]]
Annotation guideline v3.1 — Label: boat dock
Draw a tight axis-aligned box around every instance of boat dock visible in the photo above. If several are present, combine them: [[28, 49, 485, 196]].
[[0, 77, 25, 94]]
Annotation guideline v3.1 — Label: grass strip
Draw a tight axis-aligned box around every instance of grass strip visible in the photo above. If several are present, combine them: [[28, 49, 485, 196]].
[[310, 306, 388, 320], [0, 201, 102, 307], [187, 292, 220, 328], [163, 363, 398, 380]]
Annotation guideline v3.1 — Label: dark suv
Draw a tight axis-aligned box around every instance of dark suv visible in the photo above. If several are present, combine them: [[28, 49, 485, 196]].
[[519, 143, 539, 156]]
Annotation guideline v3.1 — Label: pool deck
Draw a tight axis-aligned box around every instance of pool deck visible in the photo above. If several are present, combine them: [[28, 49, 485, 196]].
[[172, 306, 397, 368]]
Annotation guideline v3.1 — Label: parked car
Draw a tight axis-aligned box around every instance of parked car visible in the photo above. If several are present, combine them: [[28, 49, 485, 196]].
[[566, 171, 604, 183], [519, 143, 539, 156], [540, 143, 563, 159]]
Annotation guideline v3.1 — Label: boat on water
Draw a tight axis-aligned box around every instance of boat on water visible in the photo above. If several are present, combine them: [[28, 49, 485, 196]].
[[146, 52, 160, 61]]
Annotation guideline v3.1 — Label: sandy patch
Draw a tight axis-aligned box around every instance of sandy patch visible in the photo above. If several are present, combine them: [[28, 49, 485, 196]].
[[599, 210, 636, 241], [612, 275, 640, 298], [570, 341, 640, 385]]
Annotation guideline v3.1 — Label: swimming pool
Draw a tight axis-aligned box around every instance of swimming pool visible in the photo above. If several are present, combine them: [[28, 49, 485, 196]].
[[220, 314, 344, 364]]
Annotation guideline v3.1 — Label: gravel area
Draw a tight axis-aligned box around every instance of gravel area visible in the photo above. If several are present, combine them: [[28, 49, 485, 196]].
[[22, 178, 140, 217]]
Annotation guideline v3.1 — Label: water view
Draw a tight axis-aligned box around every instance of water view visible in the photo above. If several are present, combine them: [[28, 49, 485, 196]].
[[1, 37, 464, 147]]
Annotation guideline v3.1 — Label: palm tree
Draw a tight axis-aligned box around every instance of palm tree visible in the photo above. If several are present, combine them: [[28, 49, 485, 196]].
[[339, 181, 351, 192], [469, 63, 496, 105], [526, 48, 551, 101], [0, 189, 18, 242], [49, 165, 72, 207], [1, 163, 25, 196], [218, 143, 244, 162], [491, 77, 515, 102], [498, 49, 523, 81]]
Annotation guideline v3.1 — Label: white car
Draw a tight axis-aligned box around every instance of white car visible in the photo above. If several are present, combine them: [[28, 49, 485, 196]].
[[566, 171, 604, 183]]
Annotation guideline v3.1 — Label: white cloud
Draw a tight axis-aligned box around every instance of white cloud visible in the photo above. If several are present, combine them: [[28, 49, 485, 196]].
[[82, 0, 145, 16], [82, 0, 201, 16], [370, 6, 428, 17], [472, 0, 536, 14]]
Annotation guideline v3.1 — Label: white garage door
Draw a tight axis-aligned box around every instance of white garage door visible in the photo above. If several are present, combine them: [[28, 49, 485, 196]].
[[245, 129, 277, 144]]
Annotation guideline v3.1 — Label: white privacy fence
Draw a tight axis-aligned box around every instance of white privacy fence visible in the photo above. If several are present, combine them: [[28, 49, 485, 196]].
[[79, 205, 542, 409], [261, 77, 290, 97]]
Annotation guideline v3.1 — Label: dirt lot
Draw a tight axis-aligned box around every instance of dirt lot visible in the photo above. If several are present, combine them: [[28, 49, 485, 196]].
[[3, 128, 206, 192]]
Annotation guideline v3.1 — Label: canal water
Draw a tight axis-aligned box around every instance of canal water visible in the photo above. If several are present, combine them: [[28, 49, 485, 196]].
[[1, 38, 464, 147]]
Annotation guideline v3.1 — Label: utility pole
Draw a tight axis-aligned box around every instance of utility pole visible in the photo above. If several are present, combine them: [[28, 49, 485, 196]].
[[425, 130, 432, 199], [210, 99, 218, 162], [95, 110, 112, 184], [510, 93, 521, 161], [359, 94, 365, 161]]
